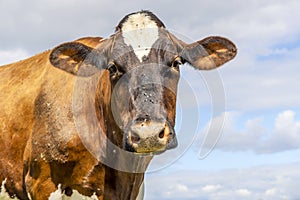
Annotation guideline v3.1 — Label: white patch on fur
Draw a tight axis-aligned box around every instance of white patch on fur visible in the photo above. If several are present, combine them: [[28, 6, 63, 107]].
[[0, 179, 19, 200], [0, 180, 142, 200], [49, 184, 98, 200], [0, 180, 99, 200], [48, 184, 62, 200], [121, 12, 159, 62]]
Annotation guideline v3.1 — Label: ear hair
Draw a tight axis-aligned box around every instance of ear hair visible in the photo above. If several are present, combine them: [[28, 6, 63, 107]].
[[50, 42, 104, 77]]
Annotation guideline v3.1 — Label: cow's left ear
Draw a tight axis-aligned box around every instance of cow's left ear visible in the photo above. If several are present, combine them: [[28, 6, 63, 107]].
[[50, 42, 104, 76], [181, 36, 237, 70]]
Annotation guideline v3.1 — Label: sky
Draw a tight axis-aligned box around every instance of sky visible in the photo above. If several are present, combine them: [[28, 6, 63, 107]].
[[1, 0, 300, 199]]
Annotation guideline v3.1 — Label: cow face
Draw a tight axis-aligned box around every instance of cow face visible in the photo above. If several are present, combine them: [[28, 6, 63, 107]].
[[50, 11, 236, 154]]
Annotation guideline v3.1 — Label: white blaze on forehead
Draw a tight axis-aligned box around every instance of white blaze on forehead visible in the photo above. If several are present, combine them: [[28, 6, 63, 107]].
[[121, 13, 159, 62]]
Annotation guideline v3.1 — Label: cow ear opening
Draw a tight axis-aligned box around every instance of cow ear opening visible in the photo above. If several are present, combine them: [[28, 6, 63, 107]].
[[181, 36, 237, 70], [50, 42, 104, 76]]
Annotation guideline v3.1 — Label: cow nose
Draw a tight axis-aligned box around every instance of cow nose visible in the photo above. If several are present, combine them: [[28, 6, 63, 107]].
[[127, 119, 177, 153]]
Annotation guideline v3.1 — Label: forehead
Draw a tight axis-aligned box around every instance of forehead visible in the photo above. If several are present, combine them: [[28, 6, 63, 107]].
[[112, 12, 177, 65]]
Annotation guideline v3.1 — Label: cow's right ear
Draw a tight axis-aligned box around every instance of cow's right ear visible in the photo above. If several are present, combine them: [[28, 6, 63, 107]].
[[180, 36, 237, 70], [50, 42, 104, 77]]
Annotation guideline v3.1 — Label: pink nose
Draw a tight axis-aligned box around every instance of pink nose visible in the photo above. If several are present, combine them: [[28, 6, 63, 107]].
[[127, 120, 177, 153]]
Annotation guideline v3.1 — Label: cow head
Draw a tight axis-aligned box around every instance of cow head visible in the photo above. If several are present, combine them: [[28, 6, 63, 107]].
[[49, 11, 236, 154]]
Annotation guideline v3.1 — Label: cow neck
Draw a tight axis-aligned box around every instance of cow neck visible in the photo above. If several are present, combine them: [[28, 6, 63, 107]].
[[103, 98, 152, 200]]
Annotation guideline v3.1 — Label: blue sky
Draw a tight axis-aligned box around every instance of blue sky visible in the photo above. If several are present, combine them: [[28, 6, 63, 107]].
[[1, 0, 300, 199]]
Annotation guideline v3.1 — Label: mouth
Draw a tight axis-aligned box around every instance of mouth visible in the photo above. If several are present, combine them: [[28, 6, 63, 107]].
[[124, 142, 167, 155], [135, 150, 167, 156], [124, 137, 167, 153]]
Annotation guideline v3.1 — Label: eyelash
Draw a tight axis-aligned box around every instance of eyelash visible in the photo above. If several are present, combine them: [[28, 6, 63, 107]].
[[171, 57, 182, 70], [107, 62, 118, 74], [107, 61, 123, 79]]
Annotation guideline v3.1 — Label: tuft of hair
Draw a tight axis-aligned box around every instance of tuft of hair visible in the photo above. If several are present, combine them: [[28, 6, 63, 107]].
[[115, 10, 165, 32]]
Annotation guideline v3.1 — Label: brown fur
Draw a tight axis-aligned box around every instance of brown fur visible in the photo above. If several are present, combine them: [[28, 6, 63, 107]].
[[0, 37, 145, 200]]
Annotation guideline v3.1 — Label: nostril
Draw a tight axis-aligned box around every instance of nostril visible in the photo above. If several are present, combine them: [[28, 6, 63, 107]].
[[158, 129, 165, 139], [131, 132, 141, 143]]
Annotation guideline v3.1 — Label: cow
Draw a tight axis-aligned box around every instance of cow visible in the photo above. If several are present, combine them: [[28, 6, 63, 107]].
[[0, 11, 236, 200]]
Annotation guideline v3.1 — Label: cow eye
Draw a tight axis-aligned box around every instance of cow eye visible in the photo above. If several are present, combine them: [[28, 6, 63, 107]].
[[107, 62, 124, 80], [107, 62, 118, 75], [172, 57, 182, 70]]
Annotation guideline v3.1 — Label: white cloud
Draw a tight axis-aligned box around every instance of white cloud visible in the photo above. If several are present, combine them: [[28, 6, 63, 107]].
[[201, 184, 222, 193], [0, 49, 29, 66], [221, 48, 300, 110], [265, 188, 277, 196], [175, 184, 189, 192], [201, 1, 300, 111], [195, 110, 300, 154], [145, 163, 300, 200], [235, 189, 251, 196]]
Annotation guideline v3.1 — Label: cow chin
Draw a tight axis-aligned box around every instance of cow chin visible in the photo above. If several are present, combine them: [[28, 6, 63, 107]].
[[123, 119, 178, 154]]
